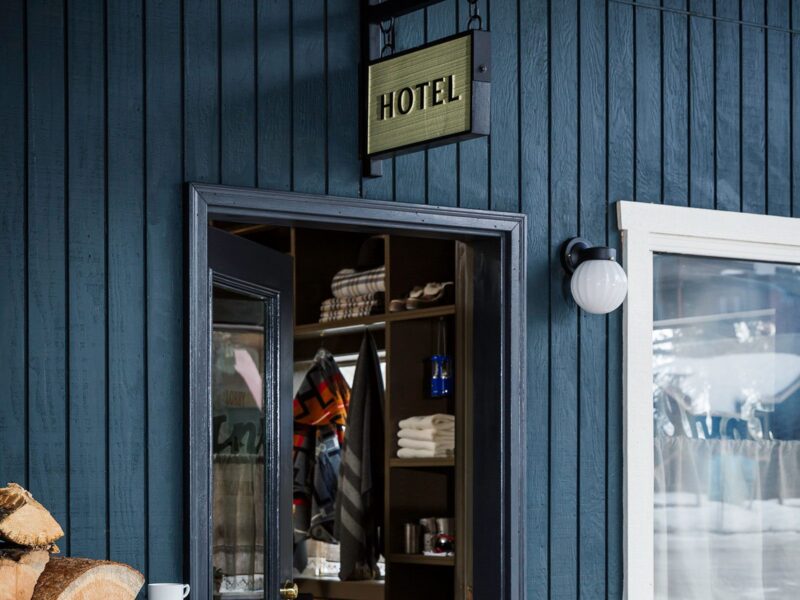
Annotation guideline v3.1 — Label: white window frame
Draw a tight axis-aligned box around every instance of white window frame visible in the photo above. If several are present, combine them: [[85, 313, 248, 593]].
[[617, 200, 800, 599]]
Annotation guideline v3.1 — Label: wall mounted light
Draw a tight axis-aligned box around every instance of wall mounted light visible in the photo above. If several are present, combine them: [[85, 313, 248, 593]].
[[561, 237, 628, 314]]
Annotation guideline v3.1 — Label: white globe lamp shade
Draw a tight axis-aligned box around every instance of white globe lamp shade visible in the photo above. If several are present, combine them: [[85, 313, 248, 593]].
[[570, 258, 628, 314]]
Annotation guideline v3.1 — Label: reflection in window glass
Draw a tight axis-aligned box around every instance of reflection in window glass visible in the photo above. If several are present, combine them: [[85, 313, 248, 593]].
[[653, 254, 800, 599], [212, 290, 267, 598]]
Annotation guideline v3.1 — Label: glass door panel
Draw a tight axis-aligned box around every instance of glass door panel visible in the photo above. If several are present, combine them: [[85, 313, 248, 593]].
[[653, 254, 800, 599], [212, 287, 268, 599]]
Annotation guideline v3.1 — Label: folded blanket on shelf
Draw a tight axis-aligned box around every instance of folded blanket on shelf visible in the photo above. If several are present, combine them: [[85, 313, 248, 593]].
[[319, 310, 373, 323], [321, 300, 375, 313], [320, 293, 382, 311], [319, 293, 382, 319], [397, 447, 452, 459], [398, 438, 454, 452], [319, 308, 375, 323], [398, 428, 455, 443], [398, 414, 455, 431], [331, 265, 386, 298], [318, 291, 385, 323]]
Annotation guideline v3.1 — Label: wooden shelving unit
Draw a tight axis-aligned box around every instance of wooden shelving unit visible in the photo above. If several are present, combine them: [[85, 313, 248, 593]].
[[384, 235, 462, 600], [223, 223, 468, 600]]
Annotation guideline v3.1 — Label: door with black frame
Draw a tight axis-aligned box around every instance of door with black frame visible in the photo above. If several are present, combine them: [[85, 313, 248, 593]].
[[206, 227, 294, 600], [188, 184, 527, 600]]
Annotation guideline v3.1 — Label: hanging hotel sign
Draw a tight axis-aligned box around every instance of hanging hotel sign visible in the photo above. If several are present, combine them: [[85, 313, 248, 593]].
[[366, 30, 491, 160]]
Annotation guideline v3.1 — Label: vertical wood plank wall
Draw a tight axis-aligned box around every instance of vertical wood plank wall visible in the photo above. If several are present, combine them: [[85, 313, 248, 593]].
[[0, 1, 798, 597]]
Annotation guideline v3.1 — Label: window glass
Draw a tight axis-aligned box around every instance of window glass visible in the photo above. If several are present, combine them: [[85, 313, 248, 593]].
[[653, 254, 800, 599], [212, 288, 267, 598]]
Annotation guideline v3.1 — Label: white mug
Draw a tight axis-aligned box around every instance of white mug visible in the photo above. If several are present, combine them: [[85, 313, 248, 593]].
[[148, 583, 190, 599]]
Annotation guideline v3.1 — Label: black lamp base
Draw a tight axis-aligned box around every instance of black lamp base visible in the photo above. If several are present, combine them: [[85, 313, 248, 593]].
[[561, 237, 616, 273]]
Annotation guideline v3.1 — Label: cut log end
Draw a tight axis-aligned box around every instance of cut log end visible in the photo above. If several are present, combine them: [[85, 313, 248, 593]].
[[0, 548, 50, 600], [0, 485, 64, 548], [32, 558, 144, 600]]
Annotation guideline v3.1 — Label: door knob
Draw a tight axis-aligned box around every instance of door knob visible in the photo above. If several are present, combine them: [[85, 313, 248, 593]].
[[280, 581, 299, 599]]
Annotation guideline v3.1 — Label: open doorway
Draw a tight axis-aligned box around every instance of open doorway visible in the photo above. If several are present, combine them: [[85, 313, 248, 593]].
[[187, 185, 527, 600]]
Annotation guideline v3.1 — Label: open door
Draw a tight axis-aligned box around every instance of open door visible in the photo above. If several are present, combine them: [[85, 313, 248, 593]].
[[190, 227, 294, 600]]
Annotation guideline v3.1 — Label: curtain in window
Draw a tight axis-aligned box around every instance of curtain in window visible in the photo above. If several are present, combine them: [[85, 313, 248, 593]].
[[213, 454, 265, 593], [654, 435, 800, 599]]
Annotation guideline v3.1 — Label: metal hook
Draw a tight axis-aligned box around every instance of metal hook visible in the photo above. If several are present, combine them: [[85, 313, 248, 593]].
[[379, 17, 394, 35], [380, 17, 395, 57], [467, 0, 482, 30]]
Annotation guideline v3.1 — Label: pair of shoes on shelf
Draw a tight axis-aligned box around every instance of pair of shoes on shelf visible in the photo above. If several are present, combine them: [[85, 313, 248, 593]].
[[389, 281, 453, 312]]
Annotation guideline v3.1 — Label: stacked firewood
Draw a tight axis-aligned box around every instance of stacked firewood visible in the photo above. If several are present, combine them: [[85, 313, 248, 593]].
[[0, 483, 144, 600]]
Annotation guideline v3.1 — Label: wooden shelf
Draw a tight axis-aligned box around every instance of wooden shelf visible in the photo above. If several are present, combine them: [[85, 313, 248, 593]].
[[296, 577, 384, 600], [389, 457, 455, 468], [294, 304, 455, 339], [388, 554, 455, 567]]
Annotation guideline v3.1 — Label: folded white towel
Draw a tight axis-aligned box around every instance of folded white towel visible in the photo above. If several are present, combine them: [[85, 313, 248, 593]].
[[398, 428, 455, 442], [397, 447, 453, 459], [398, 414, 455, 431], [398, 438, 455, 451]]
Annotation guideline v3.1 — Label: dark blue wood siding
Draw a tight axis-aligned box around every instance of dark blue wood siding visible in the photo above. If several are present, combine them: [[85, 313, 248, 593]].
[[144, 0, 184, 584], [1, 2, 798, 597], [0, 0, 28, 497], [66, 0, 107, 558], [26, 0, 69, 550]]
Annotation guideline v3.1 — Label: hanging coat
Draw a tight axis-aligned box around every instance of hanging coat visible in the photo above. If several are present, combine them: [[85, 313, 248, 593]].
[[292, 350, 350, 570], [335, 331, 385, 581]]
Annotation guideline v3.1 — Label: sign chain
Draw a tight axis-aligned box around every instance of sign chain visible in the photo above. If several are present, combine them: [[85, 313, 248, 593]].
[[380, 18, 395, 57], [467, 0, 483, 30]]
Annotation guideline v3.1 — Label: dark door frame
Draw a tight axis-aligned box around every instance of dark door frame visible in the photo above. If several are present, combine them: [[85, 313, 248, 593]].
[[186, 183, 528, 600]]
